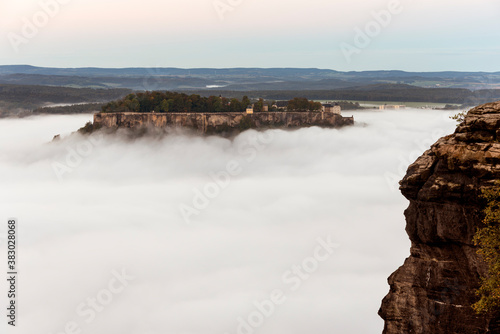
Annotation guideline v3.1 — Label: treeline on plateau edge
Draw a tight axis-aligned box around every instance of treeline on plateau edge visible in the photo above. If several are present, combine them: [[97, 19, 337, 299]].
[[101, 91, 325, 113]]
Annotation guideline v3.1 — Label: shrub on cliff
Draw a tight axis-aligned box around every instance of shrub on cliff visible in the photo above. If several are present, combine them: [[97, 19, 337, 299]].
[[239, 115, 255, 131], [78, 121, 101, 135], [473, 183, 500, 313], [450, 111, 467, 125]]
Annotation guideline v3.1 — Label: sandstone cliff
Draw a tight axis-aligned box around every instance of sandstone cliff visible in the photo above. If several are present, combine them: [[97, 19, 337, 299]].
[[92, 111, 354, 135], [379, 101, 500, 333]]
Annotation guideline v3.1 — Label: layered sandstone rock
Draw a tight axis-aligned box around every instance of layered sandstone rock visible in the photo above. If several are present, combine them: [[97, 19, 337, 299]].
[[93, 111, 354, 134], [379, 101, 500, 333]]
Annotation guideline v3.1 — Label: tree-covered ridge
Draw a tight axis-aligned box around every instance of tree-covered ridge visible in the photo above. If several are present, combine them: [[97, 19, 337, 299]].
[[184, 86, 500, 106], [0, 84, 131, 117], [102, 91, 252, 113], [33, 103, 104, 115], [0, 84, 130, 105], [101, 91, 323, 113]]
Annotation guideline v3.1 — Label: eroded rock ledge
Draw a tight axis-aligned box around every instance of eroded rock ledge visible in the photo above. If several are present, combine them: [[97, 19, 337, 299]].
[[379, 101, 500, 333]]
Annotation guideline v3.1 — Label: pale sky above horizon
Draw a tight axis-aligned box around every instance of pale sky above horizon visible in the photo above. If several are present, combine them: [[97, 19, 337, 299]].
[[0, 0, 499, 71]]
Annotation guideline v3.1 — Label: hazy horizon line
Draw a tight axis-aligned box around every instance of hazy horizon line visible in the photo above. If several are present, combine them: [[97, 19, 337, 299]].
[[1, 64, 499, 74]]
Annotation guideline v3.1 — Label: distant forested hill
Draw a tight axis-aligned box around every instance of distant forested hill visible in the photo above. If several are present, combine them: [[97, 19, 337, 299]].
[[0, 65, 499, 91], [32, 103, 105, 115], [0, 84, 130, 117], [183, 84, 500, 105], [1, 82, 500, 117]]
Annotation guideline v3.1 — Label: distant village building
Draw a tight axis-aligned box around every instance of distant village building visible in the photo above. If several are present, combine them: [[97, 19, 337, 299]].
[[262, 105, 269, 112], [274, 101, 289, 110], [246, 105, 254, 114], [322, 103, 341, 114], [379, 104, 406, 110]]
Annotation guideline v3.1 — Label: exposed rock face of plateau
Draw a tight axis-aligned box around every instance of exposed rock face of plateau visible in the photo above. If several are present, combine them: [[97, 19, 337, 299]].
[[92, 111, 354, 134], [379, 101, 500, 333]]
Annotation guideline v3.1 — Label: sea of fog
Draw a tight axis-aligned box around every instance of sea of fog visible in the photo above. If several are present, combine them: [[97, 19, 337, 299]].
[[0, 109, 457, 334]]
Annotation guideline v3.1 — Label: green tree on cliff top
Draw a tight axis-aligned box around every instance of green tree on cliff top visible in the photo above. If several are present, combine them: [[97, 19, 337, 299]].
[[473, 183, 500, 313]]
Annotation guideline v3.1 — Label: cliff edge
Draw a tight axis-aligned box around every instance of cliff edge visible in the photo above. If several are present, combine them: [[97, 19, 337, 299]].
[[379, 101, 500, 333]]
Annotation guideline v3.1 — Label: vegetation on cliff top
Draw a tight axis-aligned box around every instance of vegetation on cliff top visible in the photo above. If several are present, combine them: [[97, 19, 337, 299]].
[[473, 183, 500, 313], [450, 111, 468, 126], [100, 91, 323, 113], [78, 121, 102, 135]]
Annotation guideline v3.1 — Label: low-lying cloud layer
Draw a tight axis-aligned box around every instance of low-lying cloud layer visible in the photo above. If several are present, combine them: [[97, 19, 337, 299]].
[[0, 109, 457, 334]]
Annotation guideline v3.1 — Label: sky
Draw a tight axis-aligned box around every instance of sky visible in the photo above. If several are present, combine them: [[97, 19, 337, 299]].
[[0, 110, 457, 333], [0, 0, 499, 71]]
